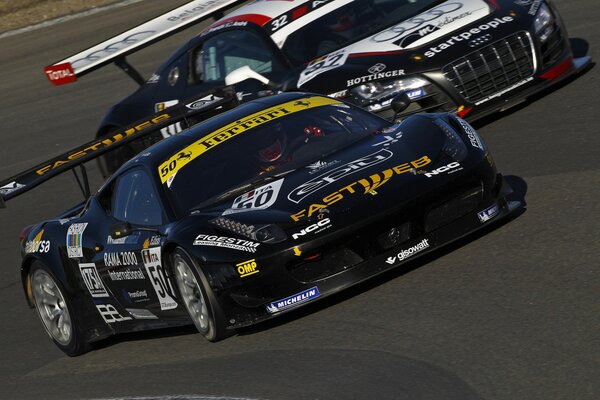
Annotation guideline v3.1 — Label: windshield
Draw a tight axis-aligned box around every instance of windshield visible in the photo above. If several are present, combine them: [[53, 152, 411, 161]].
[[280, 0, 444, 66], [163, 102, 388, 216]]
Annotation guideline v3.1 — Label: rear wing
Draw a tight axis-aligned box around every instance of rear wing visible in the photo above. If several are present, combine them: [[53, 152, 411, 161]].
[[44, 0, 248, 86], [0, 87, 239, 207]]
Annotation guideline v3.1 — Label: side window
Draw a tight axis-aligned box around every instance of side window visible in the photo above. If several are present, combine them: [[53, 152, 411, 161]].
[[111, 170, 163, 226], [192, 30, 282, 83]]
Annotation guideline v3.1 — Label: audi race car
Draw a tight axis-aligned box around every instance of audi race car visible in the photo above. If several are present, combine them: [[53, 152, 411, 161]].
[[45, 0, 590, 166], [1, 91, 522, 355]]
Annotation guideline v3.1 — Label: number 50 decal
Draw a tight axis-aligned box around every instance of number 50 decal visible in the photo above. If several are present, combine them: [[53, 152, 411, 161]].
[[142, 247, 178, 310]]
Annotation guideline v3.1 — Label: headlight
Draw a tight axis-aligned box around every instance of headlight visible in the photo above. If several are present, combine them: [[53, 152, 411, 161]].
[[210, 217, 287, 243], [534, 3, 555, 42], [349, 76, 428, 104], [434, 119, 468, 162]]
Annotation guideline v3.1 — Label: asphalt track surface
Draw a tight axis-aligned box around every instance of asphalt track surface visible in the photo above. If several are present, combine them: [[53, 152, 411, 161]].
[[0, 1, 598, 399]]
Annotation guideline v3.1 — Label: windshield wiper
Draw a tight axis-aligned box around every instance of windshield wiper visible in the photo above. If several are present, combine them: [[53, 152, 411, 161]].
[[190, 168, 296, 213]]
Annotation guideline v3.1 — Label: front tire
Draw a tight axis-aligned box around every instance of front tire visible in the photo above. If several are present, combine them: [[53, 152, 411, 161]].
[[172, 249, 231, 341], [30, 262, 90, 356]]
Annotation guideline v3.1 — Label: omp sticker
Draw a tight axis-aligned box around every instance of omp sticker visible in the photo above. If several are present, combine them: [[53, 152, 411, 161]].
[[79, 263, 109, 298], [297, 49, 349, 87], [141, 247, 178, 310], [158, 96, 340, 184], [223, 179, 284, 215]]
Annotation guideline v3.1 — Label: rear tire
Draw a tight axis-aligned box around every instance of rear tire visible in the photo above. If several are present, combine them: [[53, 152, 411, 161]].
[[171, 248, 231, 341], [30, 262, 90, 356]]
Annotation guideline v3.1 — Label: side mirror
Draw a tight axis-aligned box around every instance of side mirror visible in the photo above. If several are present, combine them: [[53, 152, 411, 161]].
[[110, 222, 133, 239], [225, 65, 271, 86]]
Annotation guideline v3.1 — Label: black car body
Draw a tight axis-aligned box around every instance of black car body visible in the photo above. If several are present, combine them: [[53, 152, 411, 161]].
[[2, 92, 522, 355], [45, 0, 590, 140]]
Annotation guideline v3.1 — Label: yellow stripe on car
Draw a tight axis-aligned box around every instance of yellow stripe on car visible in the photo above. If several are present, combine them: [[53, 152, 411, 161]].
[[158, 96, 340, 184]]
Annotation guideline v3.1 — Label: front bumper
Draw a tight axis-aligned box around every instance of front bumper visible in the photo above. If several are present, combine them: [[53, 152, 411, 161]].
[[211, 161, 523, 329]]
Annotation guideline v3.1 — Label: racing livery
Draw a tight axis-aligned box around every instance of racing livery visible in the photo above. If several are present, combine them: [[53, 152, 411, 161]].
[[45, 0, 590, 157], [2, 92, 522, 355]]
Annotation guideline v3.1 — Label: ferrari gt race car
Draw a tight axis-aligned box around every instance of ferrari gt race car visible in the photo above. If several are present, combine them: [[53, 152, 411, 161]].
[[45, 0, 591, 176], [1, 91, 522, 355]]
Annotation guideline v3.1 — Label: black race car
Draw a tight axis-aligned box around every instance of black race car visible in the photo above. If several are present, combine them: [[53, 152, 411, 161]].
[[45, 0, 590, 169], [1, 92, 521, 356]]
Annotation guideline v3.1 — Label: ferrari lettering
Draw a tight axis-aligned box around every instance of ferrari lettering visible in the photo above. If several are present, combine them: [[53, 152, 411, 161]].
[[292, 156, 431, 221], [36, 114, 171, 175], [159, 96, 340, 184]]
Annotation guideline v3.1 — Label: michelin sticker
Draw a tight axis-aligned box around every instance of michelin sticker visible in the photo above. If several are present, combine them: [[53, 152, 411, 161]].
[[266, 287, 320, 313]]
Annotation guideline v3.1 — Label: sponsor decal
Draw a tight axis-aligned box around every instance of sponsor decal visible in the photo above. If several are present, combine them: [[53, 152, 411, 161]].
[[96, 304, 132, 324], [223, 179, 284, 215], [186, 94, 223, 110], [236, 259, 259, 278], [154, 100, 179, 112], [166, 0, 231, 22], [372, 130, 403, 148], [66, 223, 88, 258], [477, 203, 499, 222], [44, 63, 76, 85], [123, 289, 150, 303], [104, 251, 138, 267], [265, 0, 334, 34], [126, 308, 158, 320], [143, 235, 162, 249], [292, 218, 332, 240], [347, 69, 405, 88], [469, 33, 493, 47], [0, 181, 24, 195], [291, 155, 432, 221], [158, 96, 340, 184], [385, 238, 430, 265], [424, 162, 463, 178], [266, 287, 320, 314], [293, 246, 302, 256], [108, 268, 145, 281], [25, 230, 50, 254], [141, 247, 178, 310], [372, 0, 490, 49], [475, 77, 534, 105], [193, 234, 260, 253], [36, 114, 171, 176], [288, 149, 393, 204], [407, 88, 426, 100], [79, 263, 109, 298], [458, 118, 483, 150], [107, 233, 140, 245], [298, 49, 349, 87], [160, 122, 184, 138], [306, 160, 340, 175], [70, 31, 155, 70], [423, 16, 514, 58], [201, 20, 248, 36], [147, 73, 160, 83], [368, 63, 387, 74]]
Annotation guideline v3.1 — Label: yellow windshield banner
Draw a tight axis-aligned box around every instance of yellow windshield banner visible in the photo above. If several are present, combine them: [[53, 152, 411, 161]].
[[158, 96, 341, 184]]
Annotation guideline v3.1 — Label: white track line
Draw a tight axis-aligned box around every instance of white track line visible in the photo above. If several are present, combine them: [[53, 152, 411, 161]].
[[0, 0, 145, 40]]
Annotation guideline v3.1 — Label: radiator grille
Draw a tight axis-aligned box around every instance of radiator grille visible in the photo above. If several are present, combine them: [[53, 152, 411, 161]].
[[443, 31, 536, 104]]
